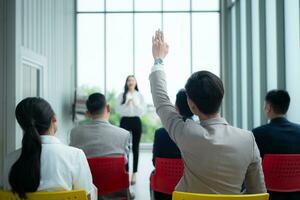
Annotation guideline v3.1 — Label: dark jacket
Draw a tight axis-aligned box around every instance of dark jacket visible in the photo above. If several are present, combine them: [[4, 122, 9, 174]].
[[253, 117, 300, 200], [252, 117, 300, 158], [152, 128, 181, 166]]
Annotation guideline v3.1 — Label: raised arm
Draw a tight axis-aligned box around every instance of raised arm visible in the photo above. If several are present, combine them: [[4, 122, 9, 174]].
[[149, 30, 186, 144]]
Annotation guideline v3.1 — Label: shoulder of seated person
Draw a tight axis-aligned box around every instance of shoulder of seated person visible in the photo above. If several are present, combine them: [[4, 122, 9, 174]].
[[226, 125, 254, 137], [62, 144, 85, 154], [156, 127, 167, 133], [252, 124, 270, 134], [113, 125, 130, 135]]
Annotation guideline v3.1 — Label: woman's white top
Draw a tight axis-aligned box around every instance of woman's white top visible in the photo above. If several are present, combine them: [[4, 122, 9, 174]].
[[116, 90, 145, 117], [3, 135, 97, 199]]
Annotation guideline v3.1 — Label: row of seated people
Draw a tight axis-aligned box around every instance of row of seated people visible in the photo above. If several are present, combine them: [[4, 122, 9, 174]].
[[2, 30, 300, 200], [151, 89, 300, 200], [3, 88, 298, 200]]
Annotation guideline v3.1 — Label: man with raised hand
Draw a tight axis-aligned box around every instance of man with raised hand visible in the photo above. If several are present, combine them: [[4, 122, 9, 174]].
[[149, 30, 266, 194]]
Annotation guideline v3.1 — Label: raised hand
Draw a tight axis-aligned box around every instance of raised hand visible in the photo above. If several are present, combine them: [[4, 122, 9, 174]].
[[152, 30, 169, 60]]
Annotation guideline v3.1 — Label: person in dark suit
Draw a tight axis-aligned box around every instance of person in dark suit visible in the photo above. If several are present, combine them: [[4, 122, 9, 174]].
[[253, 89, 300, 200], [151, 89, 193, 200]]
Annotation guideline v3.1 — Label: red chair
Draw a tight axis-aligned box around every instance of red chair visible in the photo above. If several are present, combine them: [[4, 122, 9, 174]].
[[87, 156, 129, 196], [262, 154, 300, 192], [150, 158, 184, 195]]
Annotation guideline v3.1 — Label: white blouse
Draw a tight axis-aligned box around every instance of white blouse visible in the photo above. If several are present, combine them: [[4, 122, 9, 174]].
[[116, 90, 145, 117], [3, 135, 97, 200]]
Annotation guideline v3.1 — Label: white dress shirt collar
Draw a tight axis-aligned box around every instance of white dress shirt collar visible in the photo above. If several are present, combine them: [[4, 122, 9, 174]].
[[200, 117, 228, 126], [40, 135, 62, 144]]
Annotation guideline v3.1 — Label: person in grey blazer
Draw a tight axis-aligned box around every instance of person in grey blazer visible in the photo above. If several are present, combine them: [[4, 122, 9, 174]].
[[149, 30, 266, 194], [70, 93, 130, 159]]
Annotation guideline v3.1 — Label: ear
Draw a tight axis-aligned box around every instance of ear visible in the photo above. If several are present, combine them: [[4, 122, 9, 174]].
[[85, 111, 91, 118], [51, 115, 57, 123], [187, 97, 198, 115], [264, 102, 271, 113], [175, 104, 179, 113], [106, 104, 111, 113]]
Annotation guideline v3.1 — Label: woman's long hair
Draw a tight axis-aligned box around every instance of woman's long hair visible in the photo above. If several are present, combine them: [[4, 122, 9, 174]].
[[9, 97, 55, 199], [121, 75, 139, 104]]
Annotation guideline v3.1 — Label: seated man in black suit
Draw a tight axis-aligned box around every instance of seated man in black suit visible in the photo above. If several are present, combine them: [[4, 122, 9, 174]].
[[151, 89, 193, 200], [253, 89, 300, 200]]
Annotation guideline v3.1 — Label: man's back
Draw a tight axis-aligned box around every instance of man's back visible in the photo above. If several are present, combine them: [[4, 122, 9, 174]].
[[70, 119, 130, 158], [253, 117, 300, 158], [150, 70, 266, 194], [253, 118, 300, 200], [175, 117, 264, 193]]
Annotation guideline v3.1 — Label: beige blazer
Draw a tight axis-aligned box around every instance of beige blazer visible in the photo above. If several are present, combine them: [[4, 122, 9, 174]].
[[70, 119, 130, 159], [149, 69, 266, 194]]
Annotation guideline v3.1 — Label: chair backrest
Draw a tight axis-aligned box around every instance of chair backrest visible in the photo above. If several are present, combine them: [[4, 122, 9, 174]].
[[0, 190, 87, 200], [87, 156, 129, 195], [262, 154, 300, 192], [172, 192, 269, 200], [150, 157, 184, 194]]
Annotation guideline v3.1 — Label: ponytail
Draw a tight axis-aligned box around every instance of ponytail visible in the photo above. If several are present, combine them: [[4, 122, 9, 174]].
[[9, 126, 42, 198], [9, 97, 54, 199]]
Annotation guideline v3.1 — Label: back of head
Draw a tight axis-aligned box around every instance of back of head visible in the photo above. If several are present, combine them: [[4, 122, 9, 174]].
[[185, 71, 224, 115], [265, 90, 290, 115], [9, 97, 55, 198], [86, 93, 106, 115], [175, 89, 193, 119]]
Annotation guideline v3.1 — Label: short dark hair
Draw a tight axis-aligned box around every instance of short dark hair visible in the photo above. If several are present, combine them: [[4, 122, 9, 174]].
[[86, 93, 106, 115], [265, 90, 290, 114], [185, 71, 224, 115], [175, 89, 193, 118]]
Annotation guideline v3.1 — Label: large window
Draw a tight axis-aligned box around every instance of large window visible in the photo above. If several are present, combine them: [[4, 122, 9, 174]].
[[226, 0, 300, 129], [76, 0, 220, 142]]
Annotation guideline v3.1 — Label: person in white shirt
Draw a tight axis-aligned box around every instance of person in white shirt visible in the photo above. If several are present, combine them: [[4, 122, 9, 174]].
[[116, 75, 145, 185], [3, 97, 96, 200]]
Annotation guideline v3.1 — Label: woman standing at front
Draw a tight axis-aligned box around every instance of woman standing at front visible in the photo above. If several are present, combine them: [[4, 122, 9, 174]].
[[117, 75, 145, 185]]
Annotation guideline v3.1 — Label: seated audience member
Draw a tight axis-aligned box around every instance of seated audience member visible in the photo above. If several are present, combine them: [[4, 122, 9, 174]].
[[152, 89, 192, 166], [70, 93, 133, 199], [253, 90, 300, 200], [151, 89, 193, 200], [149, 30, 266, 194], [70, 92, 130, 159], [4, 97, 96, 200]]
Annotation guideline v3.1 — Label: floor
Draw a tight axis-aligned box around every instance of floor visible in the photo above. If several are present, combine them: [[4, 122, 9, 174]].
[[129, 150, 154, 200]]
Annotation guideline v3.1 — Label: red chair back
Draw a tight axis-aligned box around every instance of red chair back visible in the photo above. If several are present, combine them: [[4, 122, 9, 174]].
[[87, 156, 129, 195], [262, 154, 300, 192], [150, 158, 184, 194]]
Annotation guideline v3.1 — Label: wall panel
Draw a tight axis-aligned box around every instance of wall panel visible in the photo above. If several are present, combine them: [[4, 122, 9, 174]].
[[18, 0, 76, 144], [285, 0, 300, 123], [0, 0, 5, 187], [223, 0, 300, 129], [0, 0, 76, 165]]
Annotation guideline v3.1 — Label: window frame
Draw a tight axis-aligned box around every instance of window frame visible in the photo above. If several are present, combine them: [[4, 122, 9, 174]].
[[75, 0, 221, 97]]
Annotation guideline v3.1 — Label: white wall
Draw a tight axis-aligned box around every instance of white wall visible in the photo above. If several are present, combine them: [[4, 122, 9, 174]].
[[0, 0, 17, 186], [15, 0, 76, 145], [0, 0, 75, 186], [285, 0, 300, 124], [0, 0, 5, 187]]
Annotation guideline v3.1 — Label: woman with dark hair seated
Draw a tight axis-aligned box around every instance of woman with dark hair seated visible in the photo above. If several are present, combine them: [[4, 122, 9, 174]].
[[3, 97, 96, 200], [151, 89, 193, 200]]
